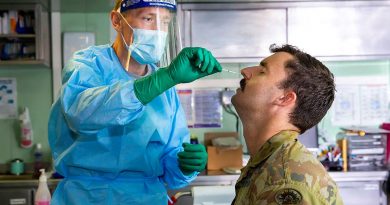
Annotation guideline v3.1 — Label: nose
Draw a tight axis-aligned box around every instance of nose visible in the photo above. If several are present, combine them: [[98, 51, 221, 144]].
[[152, 21, 159, 30], [156, 21, 169, 32], [240, 67, 254, 80]]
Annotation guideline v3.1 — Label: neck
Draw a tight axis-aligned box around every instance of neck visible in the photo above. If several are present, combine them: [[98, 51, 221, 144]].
[[112, 37, 147, 76], [240, 113, 299, 157]]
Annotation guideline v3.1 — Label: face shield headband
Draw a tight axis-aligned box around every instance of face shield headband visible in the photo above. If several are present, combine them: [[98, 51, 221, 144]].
[[120, 0, 177, 13]]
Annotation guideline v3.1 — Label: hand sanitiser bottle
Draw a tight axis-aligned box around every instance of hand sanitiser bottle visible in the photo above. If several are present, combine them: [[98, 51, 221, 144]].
[[35, 169, 51, 205]]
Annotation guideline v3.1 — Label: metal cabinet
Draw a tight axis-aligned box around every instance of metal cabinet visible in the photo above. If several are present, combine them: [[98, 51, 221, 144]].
[[288, 6, 390, 59], [330, 171, 388, 205], [337, 181, 387, 205], [0, 188, 34, 205], [179, 7, 287, 62], [170, 181, 388, 205], [0, 179, 59, 205], [178, 1, 390, 61]]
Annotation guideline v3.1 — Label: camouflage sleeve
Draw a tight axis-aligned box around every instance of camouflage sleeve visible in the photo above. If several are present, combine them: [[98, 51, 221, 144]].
[[251, 183, 342, 205]]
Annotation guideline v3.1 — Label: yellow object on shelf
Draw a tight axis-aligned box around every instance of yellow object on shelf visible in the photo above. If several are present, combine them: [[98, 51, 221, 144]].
[[342, 139, 348, 172]]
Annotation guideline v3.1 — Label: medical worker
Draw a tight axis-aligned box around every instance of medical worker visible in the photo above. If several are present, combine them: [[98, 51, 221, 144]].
[[48, 0, 221, 204]]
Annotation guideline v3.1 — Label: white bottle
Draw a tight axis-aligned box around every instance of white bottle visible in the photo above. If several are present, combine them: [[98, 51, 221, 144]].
[[2, 12, 9, 34], [35, 169, 51, 205], [19, 107, 33, 148], [0, 16, 3, 34]]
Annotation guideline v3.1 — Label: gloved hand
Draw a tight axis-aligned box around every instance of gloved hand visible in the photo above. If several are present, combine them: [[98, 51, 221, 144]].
[[168, 47, 222, 84], [134, 47, 222, 104], [178, 143, 208, 175]]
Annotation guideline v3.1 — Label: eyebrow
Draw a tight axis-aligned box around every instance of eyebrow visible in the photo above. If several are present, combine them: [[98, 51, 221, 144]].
[[259, 61, 268, 70]]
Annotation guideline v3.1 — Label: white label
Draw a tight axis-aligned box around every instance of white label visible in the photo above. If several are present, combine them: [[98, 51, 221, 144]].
[[10, 198, 27, 205], [350, 147, 384, 155]]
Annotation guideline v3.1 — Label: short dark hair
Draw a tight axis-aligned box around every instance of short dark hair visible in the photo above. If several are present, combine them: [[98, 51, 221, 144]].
[[270, 44, 335, 133]]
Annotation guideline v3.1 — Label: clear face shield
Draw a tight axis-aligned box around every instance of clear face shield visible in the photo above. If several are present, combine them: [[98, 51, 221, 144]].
[[117, 3, 181, 70]]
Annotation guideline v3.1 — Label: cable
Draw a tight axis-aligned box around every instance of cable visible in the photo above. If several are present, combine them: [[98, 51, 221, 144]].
[[222, 104, 239, 133]]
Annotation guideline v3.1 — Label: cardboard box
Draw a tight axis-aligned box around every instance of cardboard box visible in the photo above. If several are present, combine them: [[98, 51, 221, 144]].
[[205, 132, 243, 171]]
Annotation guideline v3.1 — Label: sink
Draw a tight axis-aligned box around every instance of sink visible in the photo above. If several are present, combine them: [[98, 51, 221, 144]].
[[0, 174, 35, 180]]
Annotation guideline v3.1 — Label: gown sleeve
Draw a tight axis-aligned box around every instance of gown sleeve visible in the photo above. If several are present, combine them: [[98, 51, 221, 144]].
[[60, 50, 145, 135], [160, 88, 198, 189]]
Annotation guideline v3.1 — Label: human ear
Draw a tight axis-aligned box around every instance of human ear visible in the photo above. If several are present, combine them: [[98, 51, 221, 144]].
[[110, 11, 122, 32], [276, 91, 296, 106]]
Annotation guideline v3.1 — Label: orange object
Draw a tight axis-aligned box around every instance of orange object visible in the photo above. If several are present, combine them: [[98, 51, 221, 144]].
[[207, 146, 243, 171], [204, 132, 243, 171], [9, 11, 17, 34], [342, 139, 348, 172], [10, 18, 16, 33]]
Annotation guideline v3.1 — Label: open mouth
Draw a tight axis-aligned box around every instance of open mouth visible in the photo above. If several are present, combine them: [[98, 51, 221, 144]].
[[240, 79, 246, 91]]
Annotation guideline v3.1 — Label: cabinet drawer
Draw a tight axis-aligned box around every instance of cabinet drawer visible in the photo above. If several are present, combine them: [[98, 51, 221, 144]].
[[0, 188, 33, 205]]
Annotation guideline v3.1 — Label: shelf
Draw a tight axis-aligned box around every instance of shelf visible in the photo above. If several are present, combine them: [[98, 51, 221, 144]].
[[0, 60, 44, 65], [0, 34, 35, 38], [0, 4, 51, 67]]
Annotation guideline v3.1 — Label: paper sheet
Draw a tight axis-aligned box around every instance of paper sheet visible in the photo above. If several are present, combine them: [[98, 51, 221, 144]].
[[332, 85, 360, 125], [193, 89, 222, 128], [0, 78, 17, 119], [331, 77, 388, 126], [178, 89, 194, 127], [178, 89, 223, 128]]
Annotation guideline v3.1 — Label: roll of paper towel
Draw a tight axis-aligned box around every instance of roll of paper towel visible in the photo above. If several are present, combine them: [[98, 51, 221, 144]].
[[192, 185, 235, 205]]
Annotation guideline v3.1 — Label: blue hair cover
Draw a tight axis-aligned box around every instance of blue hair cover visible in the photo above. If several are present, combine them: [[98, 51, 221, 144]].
[[120, 0, 177, 12]]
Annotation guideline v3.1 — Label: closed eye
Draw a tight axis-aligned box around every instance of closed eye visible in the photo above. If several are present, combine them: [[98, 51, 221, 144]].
[[258, 61, 268, 74], [258, 67, 266, 74]]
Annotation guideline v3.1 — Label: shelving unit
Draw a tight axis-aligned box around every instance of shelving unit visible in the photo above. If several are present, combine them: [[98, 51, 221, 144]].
[[0, 3, 50, 67], [0, 60, 44, 65], [0, 34, 35, 38]]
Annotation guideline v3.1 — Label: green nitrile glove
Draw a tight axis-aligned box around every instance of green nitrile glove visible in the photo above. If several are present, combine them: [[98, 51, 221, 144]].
[[178, 143, 208, 175], [134, 47, 222, 105], [168, 47, 222, 83]]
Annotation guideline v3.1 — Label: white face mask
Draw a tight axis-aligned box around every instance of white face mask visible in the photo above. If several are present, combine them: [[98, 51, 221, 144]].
[[119, 13, 168, 65]]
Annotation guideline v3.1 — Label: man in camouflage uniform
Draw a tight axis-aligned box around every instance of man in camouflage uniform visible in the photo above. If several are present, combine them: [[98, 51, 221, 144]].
[[231, 44, 343, 205]]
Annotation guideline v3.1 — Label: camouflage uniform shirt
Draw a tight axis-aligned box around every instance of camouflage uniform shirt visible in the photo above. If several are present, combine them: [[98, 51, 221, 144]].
[[232, 130, 343, 205]]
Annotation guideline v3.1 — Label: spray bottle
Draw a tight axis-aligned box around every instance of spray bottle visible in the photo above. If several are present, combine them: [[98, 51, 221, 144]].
[[19, 107, 33, 148], [35, 169, 51, 205]]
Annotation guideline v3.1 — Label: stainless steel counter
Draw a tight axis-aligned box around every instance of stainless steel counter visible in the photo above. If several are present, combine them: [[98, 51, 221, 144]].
[[0, 171, 388, 205], [188, 170, 389, 205], [330, 171, 389, 182], [0, 178, 60, 188], [0, 170, 387, 186], [192, 170, 389, 185]]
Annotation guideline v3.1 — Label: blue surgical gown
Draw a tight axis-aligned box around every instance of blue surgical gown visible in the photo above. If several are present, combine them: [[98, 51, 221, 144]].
[[48, 45, 197, 205]]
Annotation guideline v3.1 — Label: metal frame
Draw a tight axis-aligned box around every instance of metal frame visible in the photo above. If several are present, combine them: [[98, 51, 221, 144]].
[[179, 1, 390, 10], [178, 0, 390, 62]]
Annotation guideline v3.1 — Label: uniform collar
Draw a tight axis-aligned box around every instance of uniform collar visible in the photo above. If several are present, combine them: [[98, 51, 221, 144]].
[[247, 130, 299, 168]]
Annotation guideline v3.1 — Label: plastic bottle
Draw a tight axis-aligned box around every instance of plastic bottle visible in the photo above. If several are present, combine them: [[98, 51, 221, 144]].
[[34, 169, 51, 205], [9, 10, 17, 34], [0, 14, 3, 34], [2, 12, 9, 34], [190, 134, 199, 144], [19, 107, 33, 148], [33, 143, 44, 179], [16, 11, 26, 34]]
